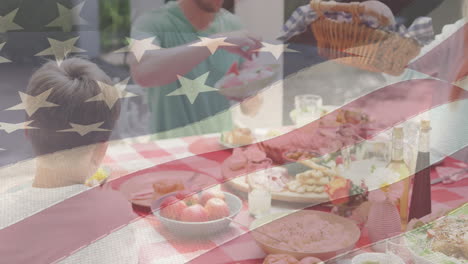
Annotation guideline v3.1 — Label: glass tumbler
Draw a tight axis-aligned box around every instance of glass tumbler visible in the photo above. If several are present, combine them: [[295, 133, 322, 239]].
[[246, 158, 273, 218]]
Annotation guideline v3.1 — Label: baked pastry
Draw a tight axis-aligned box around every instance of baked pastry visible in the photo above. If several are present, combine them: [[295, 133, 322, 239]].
[[287, 166, 333, 194], [223, 127, 254, 146], [284, 150, 316, 161], [263, 254, 299, 264], [299, 256, 322, 264], [152, 179, 184, 198], [300, 159, 338, 177]]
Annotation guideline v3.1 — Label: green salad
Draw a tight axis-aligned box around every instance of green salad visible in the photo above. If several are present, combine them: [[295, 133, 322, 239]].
[[404, 203, 468, 264]]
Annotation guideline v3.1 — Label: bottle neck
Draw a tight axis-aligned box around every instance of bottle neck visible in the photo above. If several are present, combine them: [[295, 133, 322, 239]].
[[419, 128, 430, 153], [391, 137, 404, 161]]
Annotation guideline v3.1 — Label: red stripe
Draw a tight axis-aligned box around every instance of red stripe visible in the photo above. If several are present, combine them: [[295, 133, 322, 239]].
[[0, 187, 137, 263], [409, 23, 468, 82]]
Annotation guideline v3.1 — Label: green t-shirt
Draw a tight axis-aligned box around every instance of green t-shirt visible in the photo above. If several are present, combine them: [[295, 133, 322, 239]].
[[132, 2, 244, 139]]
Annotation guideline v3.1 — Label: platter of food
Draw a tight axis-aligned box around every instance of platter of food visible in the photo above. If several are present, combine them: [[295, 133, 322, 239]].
[[215, 61, 280, 100], [250, 210, 361, 260], [219, 127, 291, 149], [222, 147, 335, 204], [219, 104, 341, 149], [118, 170, 215, 207], [404, 204, 468, 264], [220, 107, 373, 204]]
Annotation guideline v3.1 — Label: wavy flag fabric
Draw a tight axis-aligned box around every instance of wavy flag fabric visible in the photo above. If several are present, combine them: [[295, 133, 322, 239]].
[[0, 1, 467, 263]]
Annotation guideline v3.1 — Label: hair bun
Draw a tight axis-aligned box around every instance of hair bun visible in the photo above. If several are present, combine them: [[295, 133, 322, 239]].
[[61, 58, 99, 81]]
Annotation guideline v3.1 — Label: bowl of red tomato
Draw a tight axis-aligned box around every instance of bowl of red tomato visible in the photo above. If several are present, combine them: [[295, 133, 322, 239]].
[[151, 189, 242, 238]]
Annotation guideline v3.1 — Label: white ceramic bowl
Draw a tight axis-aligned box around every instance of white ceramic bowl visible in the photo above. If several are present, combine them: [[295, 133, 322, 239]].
[[151, 192, 242, 238], [352, 252, 405, 264]]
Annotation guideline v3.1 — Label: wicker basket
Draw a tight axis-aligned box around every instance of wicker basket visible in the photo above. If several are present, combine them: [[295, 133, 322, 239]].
[[310, 0, 421, 76]]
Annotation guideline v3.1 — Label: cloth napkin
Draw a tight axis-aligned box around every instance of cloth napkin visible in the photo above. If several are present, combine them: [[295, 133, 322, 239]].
[[433, 157, 468, 185], [278, 4, 434, 45]]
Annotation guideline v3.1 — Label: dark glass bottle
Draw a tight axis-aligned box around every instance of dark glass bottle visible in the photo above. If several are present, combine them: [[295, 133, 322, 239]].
[[408, 120, 432, 220]]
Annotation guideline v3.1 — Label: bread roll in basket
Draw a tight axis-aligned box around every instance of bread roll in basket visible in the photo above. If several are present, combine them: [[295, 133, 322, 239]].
[[309, 0, 421, 76]]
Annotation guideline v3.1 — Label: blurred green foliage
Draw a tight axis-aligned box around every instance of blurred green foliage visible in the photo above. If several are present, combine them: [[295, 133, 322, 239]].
[[99, 0, 130, 52]]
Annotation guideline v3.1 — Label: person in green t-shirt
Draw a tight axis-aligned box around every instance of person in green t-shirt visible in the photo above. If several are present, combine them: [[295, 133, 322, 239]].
[[128, 0, 263, 139]]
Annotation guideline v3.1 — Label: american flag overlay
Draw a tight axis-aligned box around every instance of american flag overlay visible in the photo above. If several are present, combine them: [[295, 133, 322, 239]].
[[0, 0, 467, 263]]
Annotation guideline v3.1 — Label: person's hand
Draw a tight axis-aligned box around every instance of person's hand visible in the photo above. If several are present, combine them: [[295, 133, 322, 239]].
[[240, 94, 263, 117], [214, 30, 263, 60], [361, 0, 396, 26]]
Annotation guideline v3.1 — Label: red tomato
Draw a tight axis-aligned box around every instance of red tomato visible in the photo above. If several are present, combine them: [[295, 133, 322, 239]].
[[200, 190, 225, 205], [204, 198, 230, 220], [160, 196, 187, 220], [175, 190, 199, 206], [180, 204, 209, 222]]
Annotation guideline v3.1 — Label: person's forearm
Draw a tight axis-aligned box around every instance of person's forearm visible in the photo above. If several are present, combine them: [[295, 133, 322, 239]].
[[395, 0, 444, 25], [130, 43, 212, 87]]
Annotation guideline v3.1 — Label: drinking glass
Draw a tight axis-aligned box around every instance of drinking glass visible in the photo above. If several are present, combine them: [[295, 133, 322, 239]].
[[340, 129, 391, 170], [362, 131, 392, 166], [386, 232, 415, 264], [294, 94, 323, 127], [246, 158, 273, 218], [338, 126, 366, 168]]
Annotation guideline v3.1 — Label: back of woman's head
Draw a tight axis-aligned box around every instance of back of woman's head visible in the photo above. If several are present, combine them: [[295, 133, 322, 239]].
[[26, 58, 121, 156]]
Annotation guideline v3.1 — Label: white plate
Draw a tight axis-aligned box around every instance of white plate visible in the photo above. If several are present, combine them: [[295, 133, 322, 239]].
[[352, 252, 405, 264], [289, 105, 340, 124], [118, 170, 217, 207], [222, 156, 329, 204]]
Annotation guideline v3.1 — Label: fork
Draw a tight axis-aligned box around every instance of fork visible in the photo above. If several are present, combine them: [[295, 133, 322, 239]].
[[431, 168, 468, 185]]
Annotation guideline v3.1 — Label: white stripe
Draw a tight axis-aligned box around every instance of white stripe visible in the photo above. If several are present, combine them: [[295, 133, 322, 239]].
[[150, 255, 186, 264]]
